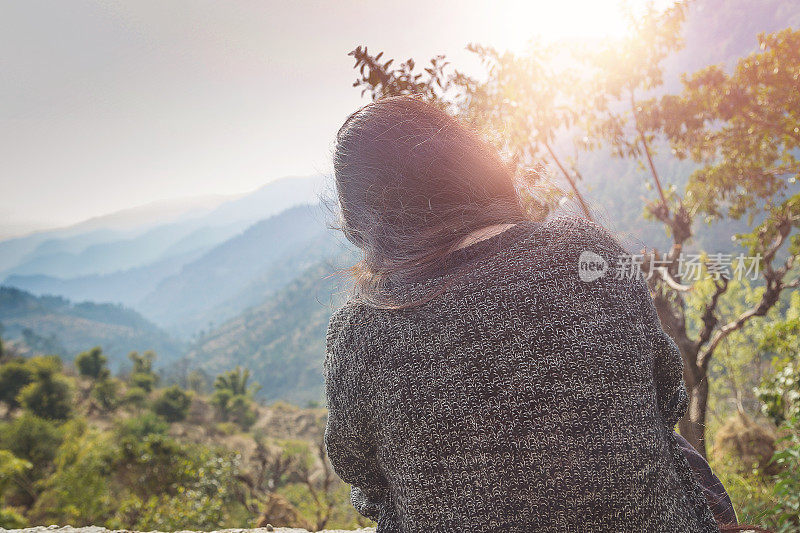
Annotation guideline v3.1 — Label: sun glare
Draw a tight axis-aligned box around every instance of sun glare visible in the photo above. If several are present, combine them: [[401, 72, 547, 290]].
[[486, 0, 679, 52]]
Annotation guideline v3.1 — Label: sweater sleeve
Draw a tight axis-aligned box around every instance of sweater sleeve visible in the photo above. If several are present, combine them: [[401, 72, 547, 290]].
[[568, 216, 689, 428], [323, 306, 390, 522], [630, 273, 689, 428]]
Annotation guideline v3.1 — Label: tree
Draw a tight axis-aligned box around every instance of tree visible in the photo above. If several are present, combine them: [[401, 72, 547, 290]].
[[346, 8, 800, 457], [152, 385, 192, 422], [91, 377, 120, 412], [0, 360, 34, 410], [75, 346, 109, 380], [14, 356, 72, 421], [211, 367, 259, 430], [0, 449, 31, 528], [18, 374, 72, 422], [0, 413, 64, 502], [127, 351, 158, 393], [186, 369, 211, 394], [630, 28, 800, 455]]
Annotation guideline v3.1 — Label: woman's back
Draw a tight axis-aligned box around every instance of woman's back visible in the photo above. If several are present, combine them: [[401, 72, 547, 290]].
[[324, 216, 719, 532]]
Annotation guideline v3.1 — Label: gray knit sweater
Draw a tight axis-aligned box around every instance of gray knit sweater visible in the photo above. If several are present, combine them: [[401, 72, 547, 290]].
[[323, 216, 719, 532]]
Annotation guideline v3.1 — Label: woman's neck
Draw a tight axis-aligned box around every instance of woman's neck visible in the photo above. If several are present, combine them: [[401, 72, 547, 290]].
[[452, 223, 519, 251]]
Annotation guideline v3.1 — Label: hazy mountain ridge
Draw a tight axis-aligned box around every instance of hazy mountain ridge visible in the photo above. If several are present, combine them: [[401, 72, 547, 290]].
[[0, 285, 185, 368], [3, 247, 207, 308], [1, 175, 325, 310], [136, 203, 335, 337], [183, 250, 356, 404]]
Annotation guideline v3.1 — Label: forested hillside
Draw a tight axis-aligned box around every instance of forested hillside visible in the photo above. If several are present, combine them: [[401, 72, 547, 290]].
[[136, 204, 342, 338], [183, 251, 356, 405], [0, 287, 184, 368], [0, 345, 368, 530]]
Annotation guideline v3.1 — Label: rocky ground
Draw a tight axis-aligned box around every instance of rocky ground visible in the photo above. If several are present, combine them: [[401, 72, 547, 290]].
[[5, 526, 375, 533]]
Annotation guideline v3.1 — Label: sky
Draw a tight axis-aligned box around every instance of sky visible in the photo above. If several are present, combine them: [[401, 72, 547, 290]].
[[0, 0, 670, 236]]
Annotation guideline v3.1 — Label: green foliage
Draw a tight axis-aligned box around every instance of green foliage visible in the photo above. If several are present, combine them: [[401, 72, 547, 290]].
[[29, 419, 118, 526], [91, 377, 120, 412], [0, 413, 63, 483], [127, 350, 158, 392], [0, 449, 32, 527], [757, 359, 800, 427], [211, 367, 258, 430], [111, 443, 245, 530], [0, 449, 31, 497], [18, 370, 73, 421], [152, 385, 192, 422], [122, 386, 148, 408], [755, 292, 800, 426], [738, 310, 800, 531], [769, 425, 800, 531], [75, 346, 109, 380], [0, 508, 27, 529], [0, 343, 361, 530], [115, 412, 169, 440], [0, 359, 34, 409]]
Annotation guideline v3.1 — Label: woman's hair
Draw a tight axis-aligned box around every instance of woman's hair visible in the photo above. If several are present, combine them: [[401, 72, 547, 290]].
[[332, 95, 536, 309]]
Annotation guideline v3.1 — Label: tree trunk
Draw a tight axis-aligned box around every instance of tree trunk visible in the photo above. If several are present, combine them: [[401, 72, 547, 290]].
[[679, 376, 709, 458]]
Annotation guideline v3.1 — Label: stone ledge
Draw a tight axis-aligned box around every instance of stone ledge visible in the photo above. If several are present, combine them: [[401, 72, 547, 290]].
[[5, 526, 375, 533]]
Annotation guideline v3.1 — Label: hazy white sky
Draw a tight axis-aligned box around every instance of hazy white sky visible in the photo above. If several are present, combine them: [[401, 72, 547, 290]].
[[1, 0, 664, 234]]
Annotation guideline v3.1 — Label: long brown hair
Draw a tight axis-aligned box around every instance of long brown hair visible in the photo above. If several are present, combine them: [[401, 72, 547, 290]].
[[332, 95, 535, 309]]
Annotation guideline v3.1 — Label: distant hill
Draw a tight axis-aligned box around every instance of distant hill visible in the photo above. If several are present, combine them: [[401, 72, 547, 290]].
[[2, 247, 206, 308], [136, 203, 343, 338], [182, 251, 356, 404], [2, 175, 325, 304], [0, 286, 184, 368]]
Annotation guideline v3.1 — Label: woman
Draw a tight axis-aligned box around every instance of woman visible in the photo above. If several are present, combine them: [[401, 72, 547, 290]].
[[324, 95, 730, 532]]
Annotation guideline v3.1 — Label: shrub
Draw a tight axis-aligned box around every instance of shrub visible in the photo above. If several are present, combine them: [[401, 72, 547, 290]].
[[0, 414, 63, 483], [92, 377, 120, 412], [115, 412, 169, 441], [18, 373, 72, 421], [75, 347, 109, 380], [152, 385, 192, 422], [122, 386, 148, 408], [0, 360, 34, 409]]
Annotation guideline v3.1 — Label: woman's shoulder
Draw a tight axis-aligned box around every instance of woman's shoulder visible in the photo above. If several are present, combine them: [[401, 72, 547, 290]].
[[534, 215, 629, 253], [510, 214, 631, 273], [324, 297, 376, 363]]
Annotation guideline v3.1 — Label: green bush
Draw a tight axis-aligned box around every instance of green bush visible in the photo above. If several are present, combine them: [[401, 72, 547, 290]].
[[18, 373, 72, 421], [115, 412, 169, 441], [0, 449, 31, 528], [152, 385, 192, 422], [92, 377, 120, 411], [0, 360, 34, 409], [75, 347, 109, 380], [122, 386, 148, 408], [29, 420, 118, 526], [0, 414, 63, 483], [769, 421, 800, 531], [127, 351, 158, 393], [211, 367, 259, 430]]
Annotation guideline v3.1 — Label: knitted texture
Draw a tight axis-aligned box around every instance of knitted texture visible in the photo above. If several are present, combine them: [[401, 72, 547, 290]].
[[323, 216, 720, 533]]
